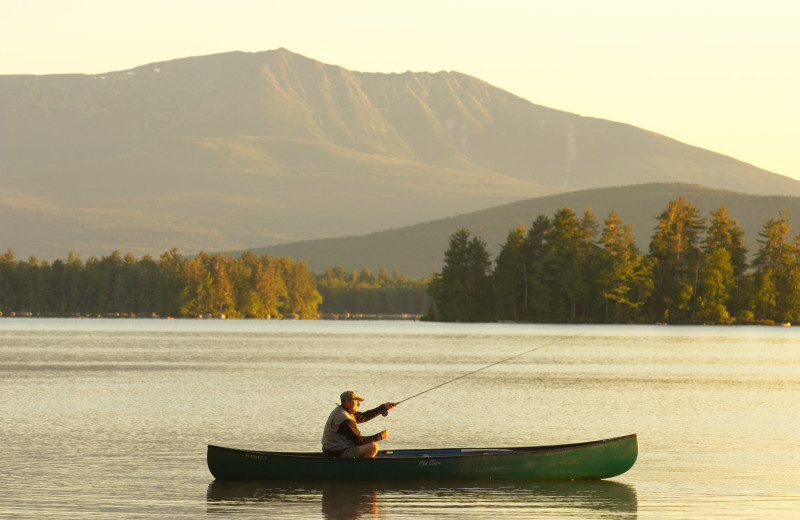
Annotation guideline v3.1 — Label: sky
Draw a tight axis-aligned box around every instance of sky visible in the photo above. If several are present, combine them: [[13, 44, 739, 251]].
[[3, 0, 798, 180]]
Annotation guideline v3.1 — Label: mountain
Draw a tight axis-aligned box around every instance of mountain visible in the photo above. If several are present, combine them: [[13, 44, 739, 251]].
[[2, 48, 799, 261], [249, 183, 800, 278]]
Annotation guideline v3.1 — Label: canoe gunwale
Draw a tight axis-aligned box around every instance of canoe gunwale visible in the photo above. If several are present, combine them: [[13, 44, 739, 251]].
[[208, 433, 637, 461]]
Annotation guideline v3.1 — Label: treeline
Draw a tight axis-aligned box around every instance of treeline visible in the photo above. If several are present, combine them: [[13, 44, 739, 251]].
[[0, 249, 321, 319], [316, 266, 430, 317], [427, 197, 800, 324]]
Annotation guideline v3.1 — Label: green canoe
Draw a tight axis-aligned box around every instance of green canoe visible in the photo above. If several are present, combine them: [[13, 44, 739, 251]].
[[207, 433, 637, 481]]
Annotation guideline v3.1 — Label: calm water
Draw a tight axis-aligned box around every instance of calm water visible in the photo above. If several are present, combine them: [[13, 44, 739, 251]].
[[0, 319, 797, 519]]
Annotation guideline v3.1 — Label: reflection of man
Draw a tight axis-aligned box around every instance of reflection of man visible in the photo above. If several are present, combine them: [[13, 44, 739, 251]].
[[322, 391, 397, 458], [321, 482, 379, 520]]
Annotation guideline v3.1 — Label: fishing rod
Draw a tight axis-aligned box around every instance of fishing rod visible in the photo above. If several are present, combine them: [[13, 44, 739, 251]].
[[384, 333, 582, 415]]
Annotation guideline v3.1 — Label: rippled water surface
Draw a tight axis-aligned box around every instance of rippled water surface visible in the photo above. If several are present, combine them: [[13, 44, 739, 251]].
[[1, 320, 798, 519]]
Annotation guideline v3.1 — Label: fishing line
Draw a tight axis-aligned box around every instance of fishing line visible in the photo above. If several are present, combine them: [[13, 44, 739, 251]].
[[389, 333, 582, 410]]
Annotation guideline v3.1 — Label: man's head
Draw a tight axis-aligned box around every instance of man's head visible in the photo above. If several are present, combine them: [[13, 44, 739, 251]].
[[340, 390, 364, 412]]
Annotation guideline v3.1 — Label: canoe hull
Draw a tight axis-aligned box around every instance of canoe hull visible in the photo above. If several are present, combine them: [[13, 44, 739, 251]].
[[207, 434, 637, 481]]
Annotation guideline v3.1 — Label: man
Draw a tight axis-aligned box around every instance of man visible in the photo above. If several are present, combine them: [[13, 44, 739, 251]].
[[322, 390, 397, 458]]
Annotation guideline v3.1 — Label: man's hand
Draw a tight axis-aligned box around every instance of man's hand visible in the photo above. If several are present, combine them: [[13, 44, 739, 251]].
[[383, 402, 397, 410], [379, 429, 389, 440]]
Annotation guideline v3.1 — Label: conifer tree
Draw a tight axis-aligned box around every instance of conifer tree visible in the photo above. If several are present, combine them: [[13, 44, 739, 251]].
[[494, 224, 527, 321], [696, 247, 734, 323], [524, 215, 552, 321], [256, 255, 288, 318], [648, 197, 706, 322], [540, 207, 585, 321], [751, 210, 798, 322], [180, 252, 213, 317], [428, 227, 493, 321], [156, 249, 184, 317], [209, 254, 236, 316], [577, 208, 603, 320], [0, 250, 14, 314], [597, 211, 653, 322], [702, 207, 749, 319]]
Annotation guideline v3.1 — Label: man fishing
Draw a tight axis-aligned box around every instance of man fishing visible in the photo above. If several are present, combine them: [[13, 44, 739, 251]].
[[322, 391, 397, 458]]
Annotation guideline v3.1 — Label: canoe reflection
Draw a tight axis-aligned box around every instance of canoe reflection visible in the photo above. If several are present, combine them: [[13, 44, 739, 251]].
[[206, 479, 637, 519]]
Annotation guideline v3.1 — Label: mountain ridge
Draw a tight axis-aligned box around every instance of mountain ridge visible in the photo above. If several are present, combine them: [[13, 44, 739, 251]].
[[2, 48, 798, 261]]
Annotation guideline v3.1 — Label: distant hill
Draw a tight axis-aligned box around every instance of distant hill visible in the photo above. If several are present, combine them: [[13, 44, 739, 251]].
[[249, 183, 800, 277], [2, 49, 799, 261]]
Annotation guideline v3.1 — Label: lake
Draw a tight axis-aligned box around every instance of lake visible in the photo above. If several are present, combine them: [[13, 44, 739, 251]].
[[0, 319, 797, 519]]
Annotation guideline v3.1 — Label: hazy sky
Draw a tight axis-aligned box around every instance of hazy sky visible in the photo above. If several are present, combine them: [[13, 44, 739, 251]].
[[3, 0, 798, 180]]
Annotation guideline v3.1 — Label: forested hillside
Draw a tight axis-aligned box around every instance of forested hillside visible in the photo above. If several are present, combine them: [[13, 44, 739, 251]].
[[253, 183, 800, 277]]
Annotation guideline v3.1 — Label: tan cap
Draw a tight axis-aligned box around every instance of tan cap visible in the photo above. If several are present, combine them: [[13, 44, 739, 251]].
[[340, 390, 364, 402]]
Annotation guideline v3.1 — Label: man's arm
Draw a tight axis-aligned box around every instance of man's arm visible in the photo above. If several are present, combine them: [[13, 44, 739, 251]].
[[353, 404, 389, 424], [337, 416, 384, 445]]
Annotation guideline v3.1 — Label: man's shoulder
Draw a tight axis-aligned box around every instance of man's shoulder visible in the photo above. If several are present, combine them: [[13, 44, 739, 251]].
[[328, 405, 354, 423]]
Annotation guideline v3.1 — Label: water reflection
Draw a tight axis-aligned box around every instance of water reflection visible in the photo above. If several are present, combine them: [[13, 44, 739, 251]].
[[206, 479, 637, 519]]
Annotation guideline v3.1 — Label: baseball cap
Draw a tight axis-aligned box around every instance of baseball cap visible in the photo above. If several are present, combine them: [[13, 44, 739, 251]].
[[340, 390, 365, 402]]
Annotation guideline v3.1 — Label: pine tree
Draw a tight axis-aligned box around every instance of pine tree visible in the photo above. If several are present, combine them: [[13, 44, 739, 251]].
[[696, 247, 734, 323], [0, 250, 14, 314], [494, 224, 527, 321], [180, 253, 213, 317], [751, 210, 798, 322], [281, 259, 322, 319], [524, 215, 552, 321], [156, 249, 184, 317], [253, 255, 288, 318], [648, 197, 706, 322], [428, 228, 493, 322], [209, 254, 236, 316], [703, 207, 749, 319], [577, 208, 603, 321], [597, 211, 653, 322], [540, 207, 585, 321]]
